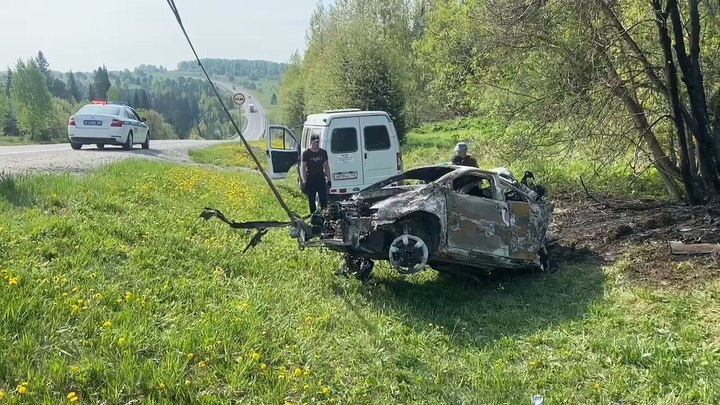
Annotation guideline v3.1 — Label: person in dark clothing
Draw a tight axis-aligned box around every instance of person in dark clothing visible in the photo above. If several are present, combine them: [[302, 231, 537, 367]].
[[450, 142, 478, 167], [301, 134, 331, 214]]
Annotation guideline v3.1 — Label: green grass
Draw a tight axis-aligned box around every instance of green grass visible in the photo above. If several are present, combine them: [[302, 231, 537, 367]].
[[0, 136, 29, 146], [403, 118, 666, 198], [0, 160, 718, 403]]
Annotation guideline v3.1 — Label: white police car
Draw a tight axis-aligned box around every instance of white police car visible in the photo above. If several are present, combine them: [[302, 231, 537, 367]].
[[67, 100, 150, 150]]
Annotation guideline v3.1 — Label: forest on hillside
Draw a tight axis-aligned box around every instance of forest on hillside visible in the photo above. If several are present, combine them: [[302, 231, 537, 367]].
[[0, 56, 286, 142], [278, 0, 720, 203]]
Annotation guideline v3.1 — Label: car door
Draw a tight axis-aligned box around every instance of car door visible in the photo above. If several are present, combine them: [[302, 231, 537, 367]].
[[327, 117, 364, 188], [130, 108, 149, 141], [360, 116, 397, 185], [267, 125, 299, 179], [445, 173, 513, 256], [125, 108, 147, 141], [500, 181, 551, 260]]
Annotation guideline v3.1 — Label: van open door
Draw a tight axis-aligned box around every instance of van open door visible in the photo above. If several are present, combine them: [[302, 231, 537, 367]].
[[266, 125, 299, 179]]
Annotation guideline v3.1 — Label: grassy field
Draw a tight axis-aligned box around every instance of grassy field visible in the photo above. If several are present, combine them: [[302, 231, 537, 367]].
[[1, 157, 719, 403]]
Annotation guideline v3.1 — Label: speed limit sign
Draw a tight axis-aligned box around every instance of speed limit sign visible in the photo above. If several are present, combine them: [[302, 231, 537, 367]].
[[233, 92, 245, 106]]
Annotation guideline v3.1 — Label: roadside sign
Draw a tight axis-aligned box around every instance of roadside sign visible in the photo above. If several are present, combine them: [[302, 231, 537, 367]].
[[233, 92, 246, 106]]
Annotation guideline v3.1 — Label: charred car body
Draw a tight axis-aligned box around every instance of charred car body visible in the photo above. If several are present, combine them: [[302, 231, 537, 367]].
[[308, 165, 554, 280], [202, 164, 554, 282]]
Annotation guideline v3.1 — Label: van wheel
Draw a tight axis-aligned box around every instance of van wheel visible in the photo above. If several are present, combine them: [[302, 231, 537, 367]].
[[97, 144, 105, 149], [70, 141, 82, 150]]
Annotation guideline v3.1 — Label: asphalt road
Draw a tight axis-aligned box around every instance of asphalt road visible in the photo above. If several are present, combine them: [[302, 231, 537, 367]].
[[213, 80, 265, 141], [0, 139, 231, 175]]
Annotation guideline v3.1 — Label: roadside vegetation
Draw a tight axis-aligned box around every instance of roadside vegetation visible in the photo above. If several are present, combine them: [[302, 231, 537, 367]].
[[277, 0, 720, 203], [0, 56, 284, 143], [1, 160, 718, 403]]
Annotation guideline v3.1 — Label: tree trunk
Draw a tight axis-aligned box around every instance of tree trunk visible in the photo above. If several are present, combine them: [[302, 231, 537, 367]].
[[668, 0, 719, 201], [599, 46, 684, 200], [653, 0, 701, 203]]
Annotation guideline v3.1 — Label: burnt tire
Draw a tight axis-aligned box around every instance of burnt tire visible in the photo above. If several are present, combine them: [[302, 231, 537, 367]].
[[389, 234, 429, 274]]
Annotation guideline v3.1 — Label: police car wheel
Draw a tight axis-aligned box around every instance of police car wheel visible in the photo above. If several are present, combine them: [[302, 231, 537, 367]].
[[123, 132, 133, 150]]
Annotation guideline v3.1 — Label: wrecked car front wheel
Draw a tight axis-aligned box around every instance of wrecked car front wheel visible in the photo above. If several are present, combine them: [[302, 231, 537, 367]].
[[389, 234, 429, 274]]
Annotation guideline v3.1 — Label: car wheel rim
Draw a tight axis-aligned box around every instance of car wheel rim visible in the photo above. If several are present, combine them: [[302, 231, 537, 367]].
[[388, 234, 428, 274]]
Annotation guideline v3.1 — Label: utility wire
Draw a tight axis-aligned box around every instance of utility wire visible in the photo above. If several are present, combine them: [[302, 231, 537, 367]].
[[165, 0, 298, 221]]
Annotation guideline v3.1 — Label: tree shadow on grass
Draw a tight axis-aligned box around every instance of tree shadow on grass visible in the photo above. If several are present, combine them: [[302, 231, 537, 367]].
[[358, 245, 606, 348]]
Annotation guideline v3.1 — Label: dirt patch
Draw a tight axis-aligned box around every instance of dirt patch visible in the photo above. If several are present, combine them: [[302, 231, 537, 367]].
[[548, 197, 720, 289]]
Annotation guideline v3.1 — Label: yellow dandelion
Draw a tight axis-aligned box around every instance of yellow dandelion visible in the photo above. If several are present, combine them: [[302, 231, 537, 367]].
[[17, 384, 27, 395], [71, 304, 80, 314], [115, 298, 123, 304], [62, 292, 69, 297], [322, 386, 330, 394], [67, 391, 79, 402], [284, 402, 292, 405], [303, 384, 310, 390], [593, 382, 602, 390], [0, 389, 6, 399], [251, 352, 260, 361], [198, 360, 206, 368], [186, 353, 194, 361], [528, 360, 538, 367], [118, 337, 126, 346], [158, 382, 166, 390], [293, 368, 303, 378], [69, 366, 80, 374], [235, 355, 243, 363], [102, 320, 112, 328], [185, 379, 192, 386], [260, 363, 268, 370], [303, 368, 310, 376], [8, 277, 18, 286]]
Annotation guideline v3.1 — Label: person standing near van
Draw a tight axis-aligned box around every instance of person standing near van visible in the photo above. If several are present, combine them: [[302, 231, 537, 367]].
[[301, 134, 332, 214], [450, 142, 478, 167]]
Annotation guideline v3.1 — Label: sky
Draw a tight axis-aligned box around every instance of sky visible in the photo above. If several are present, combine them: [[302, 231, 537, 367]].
[[0, 0, 320, 73]]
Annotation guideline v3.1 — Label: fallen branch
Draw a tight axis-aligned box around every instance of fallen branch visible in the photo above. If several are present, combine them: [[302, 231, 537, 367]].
[[669, 241, 720, 255]]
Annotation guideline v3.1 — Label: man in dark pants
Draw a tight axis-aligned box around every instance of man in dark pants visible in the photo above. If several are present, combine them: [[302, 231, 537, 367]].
[[300, 134, 331, 214]]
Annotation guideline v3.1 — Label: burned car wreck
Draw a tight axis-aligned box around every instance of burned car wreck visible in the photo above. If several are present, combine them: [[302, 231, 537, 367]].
[[202, 165, 554, 282], [309, 165, 554, 281]]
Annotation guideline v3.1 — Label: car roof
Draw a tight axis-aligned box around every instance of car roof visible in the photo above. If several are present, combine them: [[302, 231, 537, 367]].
[[304, 110, 392, 126]]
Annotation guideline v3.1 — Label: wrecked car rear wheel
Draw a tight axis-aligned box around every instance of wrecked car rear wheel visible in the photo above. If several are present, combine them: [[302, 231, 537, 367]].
[[389, 234, 429, 274]]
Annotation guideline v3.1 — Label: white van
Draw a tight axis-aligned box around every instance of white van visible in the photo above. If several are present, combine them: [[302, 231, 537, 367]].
[[266, 109, 403, 198]]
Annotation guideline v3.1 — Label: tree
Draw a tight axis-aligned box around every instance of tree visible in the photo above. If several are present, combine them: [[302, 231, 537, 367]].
[[87, 83, 95, 101], [270, 93, 278, 105], [106, 85, 123, 102], [67, 70, 81, 102], [0, 83, 9, 135], [93, 65, 111, 99], [10, 59, 54, 141], [133, 91, 141, 108], [35, 51, 50, 79]]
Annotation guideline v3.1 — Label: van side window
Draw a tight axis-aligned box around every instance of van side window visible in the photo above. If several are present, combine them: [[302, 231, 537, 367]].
[[364, 125, 391, 151], [331, 127, 358, 153], [304, 128, 322, 148]]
